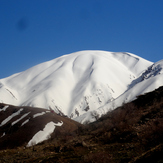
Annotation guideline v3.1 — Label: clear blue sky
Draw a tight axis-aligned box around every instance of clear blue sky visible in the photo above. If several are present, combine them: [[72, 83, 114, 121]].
[[0, 0, 163, 78]]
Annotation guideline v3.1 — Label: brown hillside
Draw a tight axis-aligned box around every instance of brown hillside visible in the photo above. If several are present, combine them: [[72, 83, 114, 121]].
[[0, 104, 81, 150], [0, 86, 163, 162]]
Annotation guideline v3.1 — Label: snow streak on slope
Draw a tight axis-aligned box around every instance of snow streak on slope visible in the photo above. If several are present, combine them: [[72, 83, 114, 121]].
[[0, 50, 158, 124], [33, 112, 46, 118], [12, 112, 30, 126], [0, 105, 9, 112], [0, 108, 23, 126]]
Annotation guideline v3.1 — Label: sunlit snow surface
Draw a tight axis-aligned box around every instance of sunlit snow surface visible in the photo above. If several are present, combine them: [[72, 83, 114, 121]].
[[75, 60, 163, 123], [27, 121, 63, 147], [0, 50, 162, 124]]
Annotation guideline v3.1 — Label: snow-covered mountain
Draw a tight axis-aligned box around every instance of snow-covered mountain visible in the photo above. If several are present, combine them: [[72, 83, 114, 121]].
[[0, 50, 162, 124]]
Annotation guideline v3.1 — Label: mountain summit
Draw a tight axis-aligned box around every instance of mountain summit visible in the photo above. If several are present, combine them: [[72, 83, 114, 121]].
[[0, 50, 162, 123]]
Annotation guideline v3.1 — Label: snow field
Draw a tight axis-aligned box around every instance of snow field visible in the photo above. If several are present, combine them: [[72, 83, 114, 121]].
[[27, 121, 63, 147]]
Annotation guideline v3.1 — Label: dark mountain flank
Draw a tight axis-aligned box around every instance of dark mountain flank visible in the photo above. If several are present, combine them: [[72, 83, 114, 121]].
[[0, 105, 81, 150]]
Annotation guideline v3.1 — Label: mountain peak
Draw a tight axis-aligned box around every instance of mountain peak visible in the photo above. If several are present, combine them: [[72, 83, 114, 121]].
[[0, 50, 162, 123]]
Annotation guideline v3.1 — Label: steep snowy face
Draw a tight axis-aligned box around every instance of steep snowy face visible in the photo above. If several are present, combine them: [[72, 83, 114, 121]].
[[141, 59, 163, 80], [118, 60, 163, 103], [0, 50, 153, 119], [75, 60, 163, 124]]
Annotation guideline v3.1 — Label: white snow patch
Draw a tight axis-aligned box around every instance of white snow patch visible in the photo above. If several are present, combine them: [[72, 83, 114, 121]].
[[21, 119, 29, 126], [1, 132, 5, 138], [12, 112, 30, 126], [0, 108, 23, 126], [27, 121, 63, 147], [33, 112, 46, 118], [0, 105, 9, 112]]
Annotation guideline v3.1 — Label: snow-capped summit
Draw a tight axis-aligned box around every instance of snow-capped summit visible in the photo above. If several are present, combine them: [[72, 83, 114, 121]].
[[0, 50, 162, 123]]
